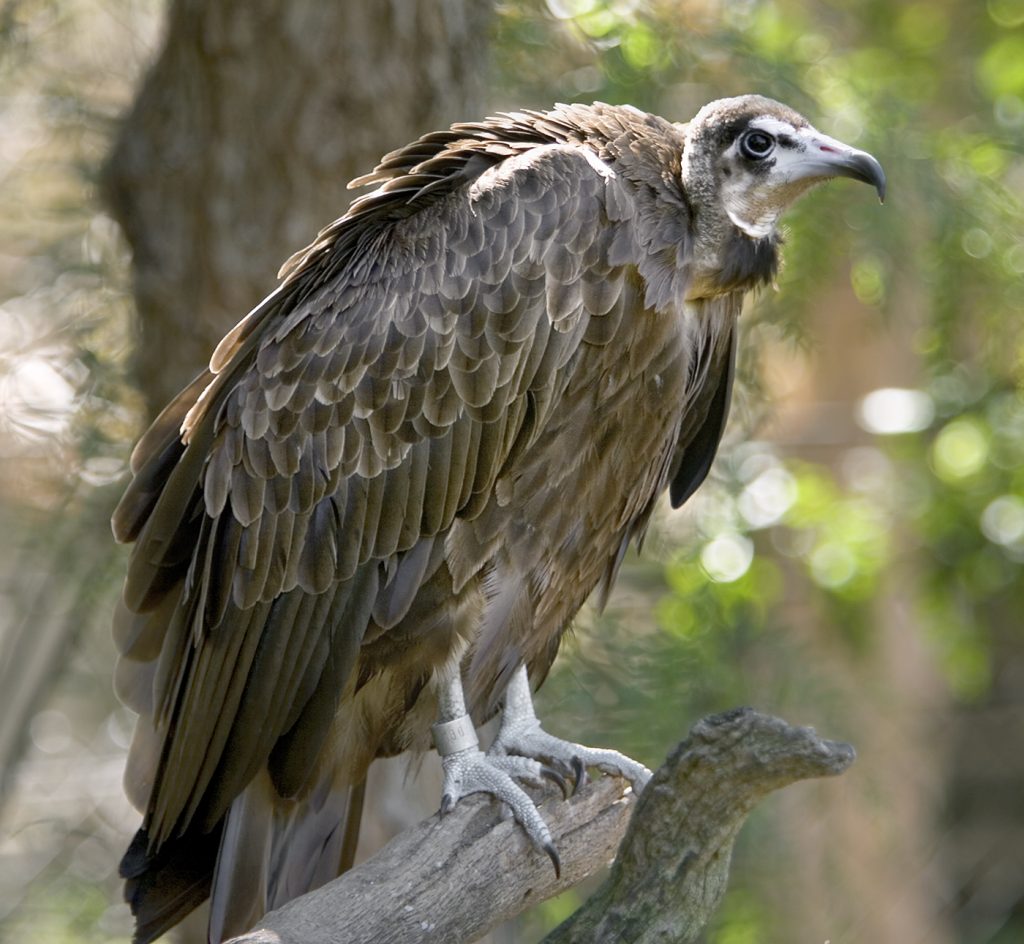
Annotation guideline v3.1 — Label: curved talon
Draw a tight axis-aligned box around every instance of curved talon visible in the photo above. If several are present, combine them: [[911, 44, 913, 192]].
[[570, 755, 588, 796], [440, 793, 455, 817], [541, 765, 570, 799], [543, 841, 561, 879], [545, 756, 575, 780]]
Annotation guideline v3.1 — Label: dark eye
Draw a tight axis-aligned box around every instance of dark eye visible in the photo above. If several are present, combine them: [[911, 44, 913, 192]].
[[740, 130, 775, 160]]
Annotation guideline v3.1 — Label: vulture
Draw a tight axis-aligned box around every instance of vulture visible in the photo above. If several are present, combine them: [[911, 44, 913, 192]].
[[111, 94, 885, 943]]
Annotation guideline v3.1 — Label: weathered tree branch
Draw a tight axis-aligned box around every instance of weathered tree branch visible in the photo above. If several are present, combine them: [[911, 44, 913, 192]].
[[544, 708, 855, 943], [229, 709, 855, 944]]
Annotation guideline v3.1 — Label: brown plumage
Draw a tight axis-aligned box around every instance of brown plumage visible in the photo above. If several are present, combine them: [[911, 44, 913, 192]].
[[111, 96, 884, 942]]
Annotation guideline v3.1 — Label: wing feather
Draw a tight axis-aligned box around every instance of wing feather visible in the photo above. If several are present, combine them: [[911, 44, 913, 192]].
[[115, 137, 651, 866], [668, 296, 740, 508]]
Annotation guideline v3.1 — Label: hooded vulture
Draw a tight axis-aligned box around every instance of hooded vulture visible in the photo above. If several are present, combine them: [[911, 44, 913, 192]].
[[111, 94, 885, 942]]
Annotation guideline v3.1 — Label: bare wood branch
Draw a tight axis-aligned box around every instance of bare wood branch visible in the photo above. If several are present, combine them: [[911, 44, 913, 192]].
[[228, 709, 854, 944], [228, 774, 636, 944], [544, 707, 856, 943]]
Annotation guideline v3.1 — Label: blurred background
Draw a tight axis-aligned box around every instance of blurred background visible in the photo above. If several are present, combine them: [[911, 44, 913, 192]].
[[1, 0, 1022, 941]]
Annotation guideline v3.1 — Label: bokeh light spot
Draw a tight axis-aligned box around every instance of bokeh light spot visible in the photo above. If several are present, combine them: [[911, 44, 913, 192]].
[[850, 255, 886, 306], [988, 0, 1024, 28], [858, 387, 934, 435], [980, 495, 1024, 546], [700, 533, 754, 583], [932, 418, 989, 481], [738, 467, 797, 528], [962, 227, 994, 259], [809, 542, 857, 589]]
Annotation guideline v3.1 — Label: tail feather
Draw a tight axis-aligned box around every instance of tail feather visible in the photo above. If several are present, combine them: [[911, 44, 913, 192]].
[[208, 771, 362, 942], [338, 778, 366, 875], [121, 823, 223, 944], [208, 775, 274, 942], [123, 770, 364, 944]]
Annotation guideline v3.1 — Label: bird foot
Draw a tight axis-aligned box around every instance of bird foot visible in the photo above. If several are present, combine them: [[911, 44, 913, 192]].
[[438, 744, 563, 877], [430, 664, 647, 879], [489, 716, 652, 796], [490, 664, 652, 794]]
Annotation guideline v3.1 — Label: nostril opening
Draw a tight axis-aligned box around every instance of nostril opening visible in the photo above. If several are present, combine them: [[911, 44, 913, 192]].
[[819, 144, 837, 153]]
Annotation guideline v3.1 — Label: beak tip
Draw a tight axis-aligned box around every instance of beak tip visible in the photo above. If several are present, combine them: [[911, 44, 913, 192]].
[[855, 152, 887, 205], [864, 154, 886, 205], [873, 169, 887, 205]]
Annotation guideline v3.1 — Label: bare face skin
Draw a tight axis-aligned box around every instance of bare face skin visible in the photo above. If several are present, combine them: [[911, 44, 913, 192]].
[[682, 95, 886, 241], [718, 113, 886, 237]]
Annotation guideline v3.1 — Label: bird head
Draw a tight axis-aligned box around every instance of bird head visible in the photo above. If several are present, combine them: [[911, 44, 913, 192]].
[[681, 94, 886, 240]]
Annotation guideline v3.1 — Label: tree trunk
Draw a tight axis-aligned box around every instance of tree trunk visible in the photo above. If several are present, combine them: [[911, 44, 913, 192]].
[[101, 0, 493, 418]]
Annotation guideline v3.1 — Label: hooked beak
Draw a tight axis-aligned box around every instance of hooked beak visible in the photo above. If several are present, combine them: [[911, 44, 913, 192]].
[[788, 129, 887, 203]]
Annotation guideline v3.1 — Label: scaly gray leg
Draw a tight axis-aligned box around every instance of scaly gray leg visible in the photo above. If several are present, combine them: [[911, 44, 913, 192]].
[[432, 661, 563, 875], [433, 663, 650, 875], [489, 664, 652, 793]]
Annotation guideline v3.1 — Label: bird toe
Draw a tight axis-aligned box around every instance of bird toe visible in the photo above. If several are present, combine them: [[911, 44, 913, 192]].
[[438, 746, 558, 871], [491, 726, 651, 792]]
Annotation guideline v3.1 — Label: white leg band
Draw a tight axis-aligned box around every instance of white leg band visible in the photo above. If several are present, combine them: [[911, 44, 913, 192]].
[[432, 715, 480, 756]]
